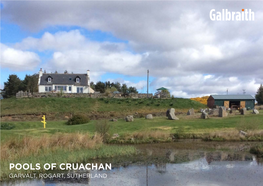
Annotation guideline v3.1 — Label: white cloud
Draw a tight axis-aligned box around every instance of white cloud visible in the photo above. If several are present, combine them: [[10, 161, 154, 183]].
[[15, 30, 87, 51], [2, 2, 263, 97], [0, 43, 40, 71], [13, 30, 143, 76]]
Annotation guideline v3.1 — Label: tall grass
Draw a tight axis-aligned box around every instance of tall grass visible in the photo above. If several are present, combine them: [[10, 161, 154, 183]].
[[202, 131, 263, 141], [1, 133, 103, 161], [95, 120, 111, 142], [131, 131, 170, 140], [109, 130, 172, 143]]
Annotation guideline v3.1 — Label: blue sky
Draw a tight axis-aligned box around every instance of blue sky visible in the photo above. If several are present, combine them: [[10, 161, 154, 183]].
[[1, 20, 147, 91], [1, 1, 263, 97]]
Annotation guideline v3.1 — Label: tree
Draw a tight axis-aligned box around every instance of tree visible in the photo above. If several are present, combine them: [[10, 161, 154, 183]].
[[23, 74, 39, 93], [95, 81, 106, 93], [105, 81, 111, 89], [161, 89, 171, 98], [90, 82, 95, 90], [105, 87, 118, 96], [121, 83, 128, 94], [114, 82, 121, 92], [128, 86, 138, 93], [3, 75, 24, 98], [255, 84, 263, 105]]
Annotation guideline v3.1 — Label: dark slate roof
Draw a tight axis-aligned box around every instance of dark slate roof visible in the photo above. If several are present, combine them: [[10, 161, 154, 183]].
[[211, 95, 255, 100], [40, 73, 88, 86]]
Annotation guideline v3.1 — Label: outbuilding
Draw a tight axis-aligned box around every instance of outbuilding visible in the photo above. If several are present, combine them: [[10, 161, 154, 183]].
[[207, 95, 255, 109]]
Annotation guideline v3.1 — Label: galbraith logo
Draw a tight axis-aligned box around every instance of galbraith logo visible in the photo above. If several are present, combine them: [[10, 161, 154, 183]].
[[210, 9, 254, 21]]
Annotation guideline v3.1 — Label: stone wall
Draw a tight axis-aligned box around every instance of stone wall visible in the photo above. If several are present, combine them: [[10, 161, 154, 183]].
[[16, 91, 153, 99]]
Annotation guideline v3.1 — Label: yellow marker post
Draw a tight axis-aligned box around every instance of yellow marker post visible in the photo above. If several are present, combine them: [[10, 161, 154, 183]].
[[41, 115, 46, 128]]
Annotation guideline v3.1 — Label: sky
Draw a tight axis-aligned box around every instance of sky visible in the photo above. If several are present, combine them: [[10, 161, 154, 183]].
[[1, 0, 263, 98]]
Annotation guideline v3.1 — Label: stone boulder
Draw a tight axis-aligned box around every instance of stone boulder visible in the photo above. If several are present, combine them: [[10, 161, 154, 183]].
[[201, 111, 208, 119], [252, 109, 259, 114], [240, 108, 247, 115], [208, 108, 219, 116], [219, 107, 228, 117], [166, 108, 179, 120], [112, 133, 119, 139], [187, 108, 195, 115], [125, 115, 134, 122], [145, 114, 153, 119]]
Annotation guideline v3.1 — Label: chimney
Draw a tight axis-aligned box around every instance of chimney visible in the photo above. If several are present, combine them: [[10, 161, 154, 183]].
[[38, 68, 43, 85], [87, 70, 90, 86]]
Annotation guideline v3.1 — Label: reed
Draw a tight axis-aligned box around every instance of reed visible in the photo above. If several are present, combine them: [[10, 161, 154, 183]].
[[1, 132, 103, 161]]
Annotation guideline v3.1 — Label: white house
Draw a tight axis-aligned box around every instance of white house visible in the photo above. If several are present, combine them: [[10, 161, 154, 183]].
[[38, 69, 94, 93]]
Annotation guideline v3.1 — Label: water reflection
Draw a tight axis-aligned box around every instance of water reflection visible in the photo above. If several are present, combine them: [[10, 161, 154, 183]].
[[3, 142, 263, 186]]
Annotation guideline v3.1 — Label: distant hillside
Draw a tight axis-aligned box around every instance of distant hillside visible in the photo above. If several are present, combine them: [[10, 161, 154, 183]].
[[0, 97, 206, 120]]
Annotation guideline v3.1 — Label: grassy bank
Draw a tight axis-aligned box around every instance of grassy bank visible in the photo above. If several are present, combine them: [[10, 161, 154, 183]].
[[1, 110, 263, 142], [0, 97, 205, 118], [0, 132, 137, 180]]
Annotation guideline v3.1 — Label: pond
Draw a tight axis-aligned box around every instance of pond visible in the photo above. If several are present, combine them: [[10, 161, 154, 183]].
[[3, 141, 263, 186]]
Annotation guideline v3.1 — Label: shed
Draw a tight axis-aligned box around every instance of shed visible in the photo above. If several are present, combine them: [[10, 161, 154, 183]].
[[207, 95, 255, 109]]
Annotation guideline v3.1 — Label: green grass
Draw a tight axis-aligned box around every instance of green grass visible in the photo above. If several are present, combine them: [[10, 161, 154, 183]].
[[1, 111, 263, 142], [0, 97, 205, 116], [1, 110, 263, 180]]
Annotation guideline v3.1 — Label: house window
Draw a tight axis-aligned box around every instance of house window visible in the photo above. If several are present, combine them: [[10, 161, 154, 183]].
[[77, 87, 83, 93], [55, 86, 67, 91], [45, 86, 52, 92], [69, 86, 72, 91], [76, 78, 80, 83], [48, 77, 51, 82]]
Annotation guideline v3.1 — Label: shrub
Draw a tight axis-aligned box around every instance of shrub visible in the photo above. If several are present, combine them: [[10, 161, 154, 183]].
[[95, 120, 111, 142], [104, 100, 109, 104], [0, 123, 15, 130], [67, 114, 90, 125]]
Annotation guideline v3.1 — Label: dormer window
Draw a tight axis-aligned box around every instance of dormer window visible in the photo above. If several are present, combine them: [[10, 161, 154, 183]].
[[48, 77, 51, 82], [76, 78, 80, 83]]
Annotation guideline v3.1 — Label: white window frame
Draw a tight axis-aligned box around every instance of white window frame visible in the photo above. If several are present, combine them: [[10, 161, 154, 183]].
[[48, 77, 51, 82], [76, 78, 80, 83], [77, 87, 83, 93], [45, 86, 52, 92], [55, 86, 67, 92]]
